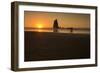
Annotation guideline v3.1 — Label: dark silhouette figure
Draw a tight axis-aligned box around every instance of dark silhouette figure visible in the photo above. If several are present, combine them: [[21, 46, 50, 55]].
[[68, 28, 73, 33], [53, 19, 59, 32], [67, 28, 74, 33], [70, 28, 73, 33]]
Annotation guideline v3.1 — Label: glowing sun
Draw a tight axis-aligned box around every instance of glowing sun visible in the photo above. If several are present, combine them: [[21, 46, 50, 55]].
[[37, 24, 43, 28]]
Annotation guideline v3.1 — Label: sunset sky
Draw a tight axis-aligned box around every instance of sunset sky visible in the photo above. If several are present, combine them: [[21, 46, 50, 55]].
[[24, 11, 90, 29]]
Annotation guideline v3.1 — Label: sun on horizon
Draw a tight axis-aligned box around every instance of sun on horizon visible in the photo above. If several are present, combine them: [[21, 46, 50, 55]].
[[25, 11, 90, 29], [37, 24, 43, 28]]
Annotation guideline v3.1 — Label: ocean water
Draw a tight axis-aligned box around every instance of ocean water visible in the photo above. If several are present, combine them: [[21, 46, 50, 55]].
[[25, 29, 90, 34]]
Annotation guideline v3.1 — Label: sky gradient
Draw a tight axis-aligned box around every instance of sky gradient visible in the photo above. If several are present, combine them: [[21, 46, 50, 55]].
[[24, 11, 90, 29]]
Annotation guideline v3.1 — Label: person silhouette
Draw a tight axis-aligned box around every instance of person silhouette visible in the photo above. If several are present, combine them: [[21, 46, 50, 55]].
[[70, 28, 73, 33], [68, 28, 73, 33], [53, 19, 59, 32]]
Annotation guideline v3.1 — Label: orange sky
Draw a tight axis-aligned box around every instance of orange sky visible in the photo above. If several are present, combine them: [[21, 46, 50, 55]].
[[24, 11, 90, 28]]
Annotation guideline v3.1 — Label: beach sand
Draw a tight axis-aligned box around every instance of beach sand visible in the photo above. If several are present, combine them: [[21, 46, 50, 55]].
[[24, 31, 90, 61]]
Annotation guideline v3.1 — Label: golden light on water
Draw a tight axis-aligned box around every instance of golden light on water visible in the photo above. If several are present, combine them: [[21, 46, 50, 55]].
[[37, 29, 42, 32], [36, 24, 43, 32]]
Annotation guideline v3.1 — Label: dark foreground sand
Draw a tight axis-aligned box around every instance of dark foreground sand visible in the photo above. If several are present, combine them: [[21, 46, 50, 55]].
[[24, 31, 90, 61]]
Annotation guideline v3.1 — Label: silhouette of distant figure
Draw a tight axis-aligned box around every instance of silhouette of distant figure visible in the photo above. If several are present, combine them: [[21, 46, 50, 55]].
[[53, 19, 59, 32], [68, 28, 73, 33]]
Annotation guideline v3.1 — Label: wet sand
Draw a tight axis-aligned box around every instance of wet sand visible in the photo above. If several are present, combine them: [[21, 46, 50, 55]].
[[24, 31, 90, 61]]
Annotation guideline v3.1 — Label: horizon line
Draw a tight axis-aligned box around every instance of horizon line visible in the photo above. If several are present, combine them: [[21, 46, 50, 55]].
[[25, 27, 90, 31]]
